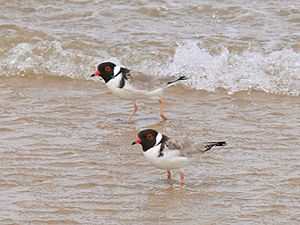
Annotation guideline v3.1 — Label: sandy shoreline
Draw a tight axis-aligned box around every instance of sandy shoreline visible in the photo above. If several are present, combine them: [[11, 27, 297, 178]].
[[0, 76, 299, 224]]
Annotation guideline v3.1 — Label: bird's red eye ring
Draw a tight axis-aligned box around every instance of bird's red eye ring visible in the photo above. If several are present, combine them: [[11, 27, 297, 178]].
[[105, 66, 111, 72], [147, 133, 153, 139]]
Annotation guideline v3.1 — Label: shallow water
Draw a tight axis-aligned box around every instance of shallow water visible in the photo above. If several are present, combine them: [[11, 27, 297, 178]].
[[1, 76, 299, 224], [1, 0, 300, 95], [1, 0, 300, 224]]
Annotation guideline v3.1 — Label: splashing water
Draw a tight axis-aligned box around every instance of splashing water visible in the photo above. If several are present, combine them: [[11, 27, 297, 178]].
[[163, 40, 300, 96], [1, 40, 300, 96]]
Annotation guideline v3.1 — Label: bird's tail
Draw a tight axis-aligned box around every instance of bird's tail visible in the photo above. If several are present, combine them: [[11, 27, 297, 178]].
[[167, 76, 189, 85], [203, 141, 227, 152]]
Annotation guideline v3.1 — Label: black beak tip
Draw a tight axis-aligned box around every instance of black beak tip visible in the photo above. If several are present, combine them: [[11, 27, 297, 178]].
[[91, 74, 95, 77], [131, 141, 136, 145]]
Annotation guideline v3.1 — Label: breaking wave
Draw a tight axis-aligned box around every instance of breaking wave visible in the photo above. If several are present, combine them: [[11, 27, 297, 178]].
[[1, 40, 300, 96], [163, 40, 300, 96]]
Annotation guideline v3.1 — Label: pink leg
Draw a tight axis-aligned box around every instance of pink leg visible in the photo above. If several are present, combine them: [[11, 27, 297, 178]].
[[127, 103, 138, 123], [159, 97, 168, 122], [167, 170, 172, 184], [180, 171, 185, 185]]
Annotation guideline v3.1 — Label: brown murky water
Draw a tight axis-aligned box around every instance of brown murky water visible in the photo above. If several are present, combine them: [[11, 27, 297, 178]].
[[1, 0, 300, 224], [1, 76, 299, 224]]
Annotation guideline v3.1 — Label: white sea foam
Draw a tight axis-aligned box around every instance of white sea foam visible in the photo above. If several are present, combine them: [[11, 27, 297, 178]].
[[162, 40, 300, 96], [1, 40, 300, 96], [0, 41, 118, 79]]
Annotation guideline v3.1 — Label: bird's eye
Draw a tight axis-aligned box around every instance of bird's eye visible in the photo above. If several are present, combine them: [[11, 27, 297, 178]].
[[147, 133, 153, 139], [105, 66, 111, 72]]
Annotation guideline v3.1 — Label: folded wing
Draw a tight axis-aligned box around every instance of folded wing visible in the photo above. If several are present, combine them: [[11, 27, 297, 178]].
[[126, 71, 186, 91]]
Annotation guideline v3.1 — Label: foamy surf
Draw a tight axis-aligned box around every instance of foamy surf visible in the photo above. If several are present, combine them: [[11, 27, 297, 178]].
[[0, 41, 103, 79], [162, 40, 300, 96], [1, 40, 300, 96], [1, 1, 300, 224]]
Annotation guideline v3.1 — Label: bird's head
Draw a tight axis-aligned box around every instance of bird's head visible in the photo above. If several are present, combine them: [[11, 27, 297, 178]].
[[132, 129, 163, 152], [91, 62, 122, 83]]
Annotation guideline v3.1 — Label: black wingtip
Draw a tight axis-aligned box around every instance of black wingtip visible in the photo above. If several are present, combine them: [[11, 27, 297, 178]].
[[203, 141, 227, 152], [178, 76, 189, 81], [214, 141, 227, 147], [167, 76, 189, 85]]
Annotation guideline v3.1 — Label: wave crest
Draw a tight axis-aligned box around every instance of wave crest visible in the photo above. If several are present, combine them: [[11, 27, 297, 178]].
[[0, 41, 104, 79], [162, 40, 300, 96], [1, 40, 300, 96]]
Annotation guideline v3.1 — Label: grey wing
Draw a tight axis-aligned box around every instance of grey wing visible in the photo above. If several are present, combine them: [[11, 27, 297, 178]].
[[165, 138, 192, 157], [127, 71, 180, 91], [166, 138, 184, 150], [166, 138, 226, 156]]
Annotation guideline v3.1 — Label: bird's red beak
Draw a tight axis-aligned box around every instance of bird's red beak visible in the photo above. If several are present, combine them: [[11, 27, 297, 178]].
[[131, 138, 142, 145], [91, 70, 101, 77]]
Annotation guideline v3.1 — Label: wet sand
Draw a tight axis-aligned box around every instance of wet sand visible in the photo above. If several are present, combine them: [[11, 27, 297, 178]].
[[0, 76, 299, 224]]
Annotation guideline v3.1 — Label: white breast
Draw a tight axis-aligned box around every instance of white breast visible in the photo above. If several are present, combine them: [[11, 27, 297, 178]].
[[143, 144, 191, 170], [106, 75, 163, 100]]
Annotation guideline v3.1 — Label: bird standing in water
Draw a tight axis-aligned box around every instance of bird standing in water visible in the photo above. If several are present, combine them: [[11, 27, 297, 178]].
[[132, 129, 227, 185], [91, 62, 188, 123]]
